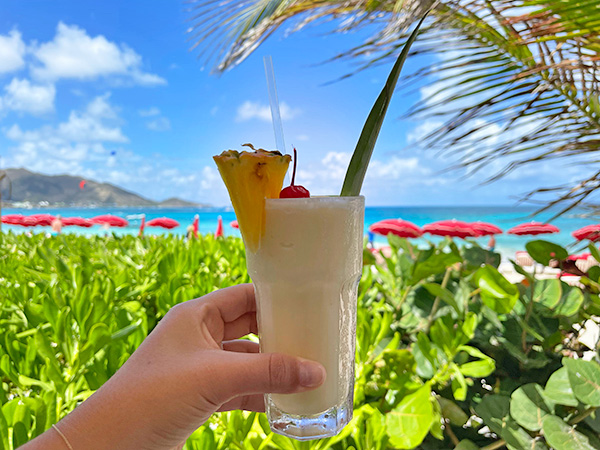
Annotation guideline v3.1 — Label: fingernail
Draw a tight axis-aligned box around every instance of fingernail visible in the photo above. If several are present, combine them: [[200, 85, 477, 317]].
[[299, 360, 326, 387]]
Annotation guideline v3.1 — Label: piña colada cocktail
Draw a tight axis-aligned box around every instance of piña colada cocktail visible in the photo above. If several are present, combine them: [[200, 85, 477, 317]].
[[214, 145, 364, 440]]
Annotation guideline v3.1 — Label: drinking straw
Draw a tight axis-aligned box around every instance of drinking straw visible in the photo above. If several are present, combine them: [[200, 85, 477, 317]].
[[263, 56, 286, 154]]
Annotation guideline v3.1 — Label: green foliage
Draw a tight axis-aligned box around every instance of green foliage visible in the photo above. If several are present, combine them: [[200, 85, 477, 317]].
[[0, 232, 599, 449]]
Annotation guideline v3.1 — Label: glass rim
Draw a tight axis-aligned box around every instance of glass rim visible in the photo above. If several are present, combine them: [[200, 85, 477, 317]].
[[265, 195, 364, 204]]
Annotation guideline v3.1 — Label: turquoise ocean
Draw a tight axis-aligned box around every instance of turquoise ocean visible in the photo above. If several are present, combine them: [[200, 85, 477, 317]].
[[1, 205, 596, 258]]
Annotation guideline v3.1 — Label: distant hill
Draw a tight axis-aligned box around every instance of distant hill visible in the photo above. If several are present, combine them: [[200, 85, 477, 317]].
[[158, 197, 200, 207], [0, 168, 208, 208]]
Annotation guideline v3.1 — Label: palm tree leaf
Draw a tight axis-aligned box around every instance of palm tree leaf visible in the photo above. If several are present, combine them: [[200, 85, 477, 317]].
[[186, 0, 600, 213], [341, 12, 429, 196]]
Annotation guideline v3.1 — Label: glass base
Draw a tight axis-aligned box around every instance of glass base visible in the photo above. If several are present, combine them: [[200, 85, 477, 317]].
[[265, 395, 353, 441]]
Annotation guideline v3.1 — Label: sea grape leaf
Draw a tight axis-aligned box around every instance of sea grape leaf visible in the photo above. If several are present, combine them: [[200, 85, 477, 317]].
[[502, 417, 548, 450], [341, 13, 429, 197], [463, 245, 501, 270], [553, 288, 584, 317], [476, 395, 547, 449], [451, 364, 468, 401], [509, 383, 555, 431], [386, 384, 434, 449], [474, 395, 510, 435], [455, 440, 480, 450], [438, 397, 468, 426], [475, 265, 519, 313], [430, 317, 454, 357], [461, 313, 478, 341], [533, 279, 562, 309], [584, 411, 600, 433], [430, 392, 443, 440], [588, 243, 600, 265], [422, 282, 459, 313], [562, 358, 600, 407], [542, 415, 597, 450], [412, 333, 436, 379], [459, 359, 495, 378], [526, 240, 568, 266], [544, 367, 579, 407], [587, 265, 600, 282], [412, 251, 461, 284]]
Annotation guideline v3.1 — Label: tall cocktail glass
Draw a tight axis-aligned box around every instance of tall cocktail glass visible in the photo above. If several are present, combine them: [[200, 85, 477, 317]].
[[245, 196, 365, 440]]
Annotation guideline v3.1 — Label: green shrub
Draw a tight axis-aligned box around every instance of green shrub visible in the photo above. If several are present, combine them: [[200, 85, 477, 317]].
[[0, 232, 598, 449]]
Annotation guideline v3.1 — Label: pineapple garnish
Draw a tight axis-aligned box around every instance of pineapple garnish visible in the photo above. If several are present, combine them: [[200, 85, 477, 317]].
[[214, 144, 291, 252]]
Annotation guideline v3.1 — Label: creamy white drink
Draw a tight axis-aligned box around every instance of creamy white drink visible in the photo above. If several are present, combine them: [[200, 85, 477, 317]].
[[246, 196, 364, 438]]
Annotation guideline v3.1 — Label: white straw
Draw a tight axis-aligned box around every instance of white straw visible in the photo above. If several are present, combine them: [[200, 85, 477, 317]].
[[263, 55, 286, 154]]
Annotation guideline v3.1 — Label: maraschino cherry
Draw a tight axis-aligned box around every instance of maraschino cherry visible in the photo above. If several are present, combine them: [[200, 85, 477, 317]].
[[280, 147, 310, 198]]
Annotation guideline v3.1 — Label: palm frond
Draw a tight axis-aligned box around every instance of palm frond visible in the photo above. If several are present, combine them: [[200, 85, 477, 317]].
[[187, 0, 600, 215], [186, 0, 434, 71]]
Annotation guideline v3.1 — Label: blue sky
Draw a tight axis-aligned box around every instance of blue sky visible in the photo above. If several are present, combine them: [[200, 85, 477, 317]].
[[0, 0, 576, 207]]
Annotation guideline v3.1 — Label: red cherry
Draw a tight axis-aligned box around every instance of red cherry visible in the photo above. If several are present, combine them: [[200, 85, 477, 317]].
[[280, 147, 310, 198], [280, 185, 310, 198]]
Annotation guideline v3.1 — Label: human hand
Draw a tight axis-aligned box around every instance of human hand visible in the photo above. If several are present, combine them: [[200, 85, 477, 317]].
[[22, 284, 326, 450]]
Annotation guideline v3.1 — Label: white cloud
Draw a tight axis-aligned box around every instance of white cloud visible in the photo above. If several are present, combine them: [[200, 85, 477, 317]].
[[4, 95, 127, 174], [146, 117, 171, 132], [138, 106, 170, 132], [0, 93, 213, 204], [236, 101, 300, 122], [139, 106, 160, 117], [1, 78, 55, 115], [86, 93, 118, 119], [0, 30, 26, 74], [286, 150, 446, 201], [200, 166, 220, 190], [369, 157, 423, 179], [30, 22, 166, 86]]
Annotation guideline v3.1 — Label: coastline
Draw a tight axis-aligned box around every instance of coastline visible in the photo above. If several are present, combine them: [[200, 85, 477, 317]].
[[1, 205, 596, 256]]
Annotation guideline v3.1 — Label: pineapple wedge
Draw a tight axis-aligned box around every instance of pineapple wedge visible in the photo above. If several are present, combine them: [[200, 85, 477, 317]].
[[214, 144, 291, 252]]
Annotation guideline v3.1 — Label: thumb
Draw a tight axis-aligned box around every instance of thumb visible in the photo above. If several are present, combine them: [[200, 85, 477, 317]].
[[211, 352, 326, 404]]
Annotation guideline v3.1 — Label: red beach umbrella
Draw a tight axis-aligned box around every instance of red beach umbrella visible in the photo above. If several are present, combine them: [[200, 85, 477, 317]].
[[230, 220, 239, 229], [1, 214, 24, 225], [192, 214, 199, 238], [369, 219, 422, 238], [90, 215, 129, 227], [423, 219, 478, 239], [572, 224, 600, 242], [469, 221, 503, 236], [507, 222, 559, 236], [215, 216, 224, 238], [567, 253, 591, 261], [23, 214, 56, 227], [62, 217, 93, 227], [139, 215, 146, 236], [146, 217, 180, 229]]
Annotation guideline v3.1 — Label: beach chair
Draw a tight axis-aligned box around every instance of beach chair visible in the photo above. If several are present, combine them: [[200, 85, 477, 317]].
[[515, 251, 534, 267], [559, 272, 584, 288], [576, 255, 599, 273]]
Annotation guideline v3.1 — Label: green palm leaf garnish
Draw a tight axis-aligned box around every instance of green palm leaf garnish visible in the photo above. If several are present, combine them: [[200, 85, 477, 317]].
[[340, 12, 429, 197]]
